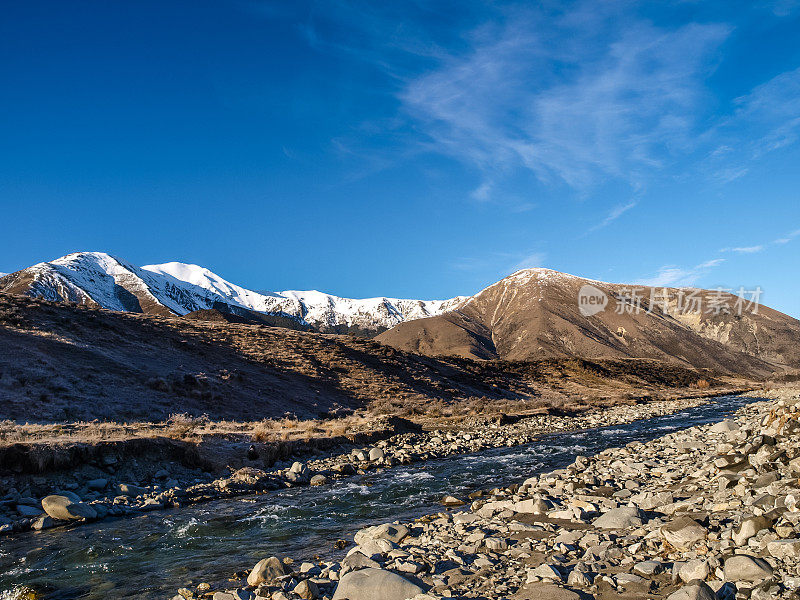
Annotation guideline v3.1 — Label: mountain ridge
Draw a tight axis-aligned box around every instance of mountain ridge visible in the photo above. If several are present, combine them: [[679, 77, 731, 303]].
[[0, 252, 465, 336], [376, 267, 800, 375], [4, 254, 800, 378]]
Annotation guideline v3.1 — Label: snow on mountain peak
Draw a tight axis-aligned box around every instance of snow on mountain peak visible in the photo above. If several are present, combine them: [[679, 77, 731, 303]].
[[277, 289, 466, 330], [142, 261, 290, 314], [2, 252, 466, 334], [29, 252, 212, 315], [503, 267, 603, 287], [141, 262, 466, 330]]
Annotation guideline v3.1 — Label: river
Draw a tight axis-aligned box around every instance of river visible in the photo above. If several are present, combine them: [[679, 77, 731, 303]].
[[0, 393, 761, 599]]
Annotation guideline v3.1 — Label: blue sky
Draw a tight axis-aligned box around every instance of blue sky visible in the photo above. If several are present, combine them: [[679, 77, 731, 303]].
[[1, 1, 799, 315]]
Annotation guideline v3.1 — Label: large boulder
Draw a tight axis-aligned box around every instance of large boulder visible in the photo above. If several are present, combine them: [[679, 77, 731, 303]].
[[354, 523, 409, 546], [513, 583, 582, 599], [511, 498, 551, 514], [341, 552, 381, 573], [710, 420, 739, 433], [723, 555, 774, 581], [528, 563, 563, 581], [631, 491, 674, 511], [41, 494, 97, 521], [294, 579, 319, 600], [332, 568, 426, 600], [679, 560, 709, 583], [633, 560, 663, 576], [592, 506, 646, 529], [767, 538, 800, 559], [660, 517, 707, 550], [247, 556, 289, 586], [665, 581, 716, 600], [353, 538, 397, 559], [87, 478, 108, 491], [733, 516, 771, 546]]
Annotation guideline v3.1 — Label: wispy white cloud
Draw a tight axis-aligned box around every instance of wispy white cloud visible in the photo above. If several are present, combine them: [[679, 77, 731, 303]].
[[470, 182, 492, 201], [509, 202, 536, 213], [705, 67, 800, 181], [716, 225, 800, 253], [399, 6, 730, 192], [721, 245, 764, 254], [634, 258, 725, 287], [636, 223, 797, 287], [635, 266, 695, 287], [589, 201, 637, 232], [774, 228, 800, 244], [696, 258, 726, 269], [735, 67, 800, 155], [299, 1, 800, 213], [511, 252, 547, 272], [712, 166, 749, 184]]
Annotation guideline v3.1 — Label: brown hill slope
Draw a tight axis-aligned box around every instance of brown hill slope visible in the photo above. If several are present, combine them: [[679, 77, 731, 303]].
[[0, 293, 745, 423], [377, 269, 800, 375]]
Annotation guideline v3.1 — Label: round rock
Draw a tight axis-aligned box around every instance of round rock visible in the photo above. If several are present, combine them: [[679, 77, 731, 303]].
[[246, 556, 289, 586], [331, 567, 426, 600], [679, 560, 709, 583], [294, 579, 319, 600], [723, 555, 774, 581], [592, 506, 646, 529], [660, 517, 707, 550], [666, 581, 716, 600], [41, 494, 97, 521]]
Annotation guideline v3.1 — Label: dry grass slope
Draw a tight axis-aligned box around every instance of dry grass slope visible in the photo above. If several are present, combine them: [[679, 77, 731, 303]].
[[0, 293, 755, 424]]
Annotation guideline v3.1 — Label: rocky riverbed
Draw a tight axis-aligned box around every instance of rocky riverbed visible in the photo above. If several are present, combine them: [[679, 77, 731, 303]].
[[0, 395, 722, 538], [182, 387, 800, 600]]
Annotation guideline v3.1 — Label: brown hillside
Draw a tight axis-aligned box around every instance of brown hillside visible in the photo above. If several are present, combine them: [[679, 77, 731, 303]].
[[0, 293, 747, 423], [377, 269, 800, 375]]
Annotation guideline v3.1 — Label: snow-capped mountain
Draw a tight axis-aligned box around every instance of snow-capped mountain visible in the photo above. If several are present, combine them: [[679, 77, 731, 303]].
[[0, 252, 465, 335]]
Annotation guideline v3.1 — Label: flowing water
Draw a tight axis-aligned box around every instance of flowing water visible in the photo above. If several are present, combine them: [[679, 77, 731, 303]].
[[0, 394, 761, 600]]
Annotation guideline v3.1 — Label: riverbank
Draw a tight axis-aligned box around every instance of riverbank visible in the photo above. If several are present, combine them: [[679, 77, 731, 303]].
[[0, 388, 751, 538], [194, 387, 799, 600]]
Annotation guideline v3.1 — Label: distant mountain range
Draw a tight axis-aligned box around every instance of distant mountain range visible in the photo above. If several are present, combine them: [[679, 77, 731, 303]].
[[3, 252, 799, 376], [0, 252, 465, 336]]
